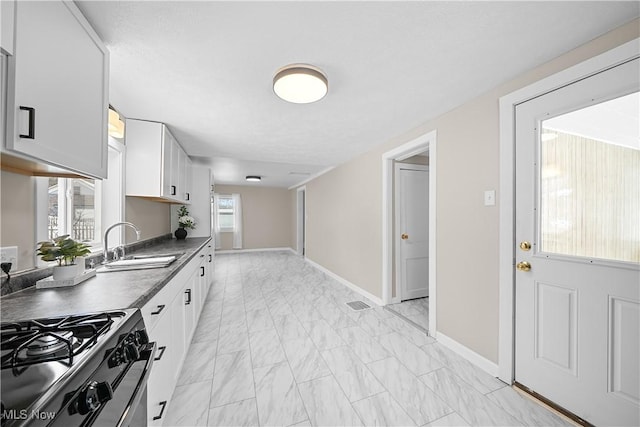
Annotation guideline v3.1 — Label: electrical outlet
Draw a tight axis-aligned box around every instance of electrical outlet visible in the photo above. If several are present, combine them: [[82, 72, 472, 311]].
[[0, 247, 18, 270]]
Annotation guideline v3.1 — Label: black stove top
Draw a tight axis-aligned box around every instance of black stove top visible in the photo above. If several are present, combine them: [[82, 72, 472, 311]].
[[0, 309, 147, 427], [1, 312, 121, 371]]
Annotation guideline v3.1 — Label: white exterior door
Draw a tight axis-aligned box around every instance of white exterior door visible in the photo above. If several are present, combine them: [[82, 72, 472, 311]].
[[396, 164, 429, 301], [514, 57, 640, 426]]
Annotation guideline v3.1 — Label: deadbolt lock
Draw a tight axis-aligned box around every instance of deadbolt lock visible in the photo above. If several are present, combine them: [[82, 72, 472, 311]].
[[519, 241, 532, 251], [516, 261, 531, 272], [401, 233, 409, 240]]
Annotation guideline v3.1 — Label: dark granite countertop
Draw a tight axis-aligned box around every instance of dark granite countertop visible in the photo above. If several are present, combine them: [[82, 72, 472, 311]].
[[0, 237, 212, 322]]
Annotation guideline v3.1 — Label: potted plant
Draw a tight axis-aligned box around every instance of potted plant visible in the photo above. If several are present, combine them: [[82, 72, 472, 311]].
[[36, 235, 91, 280], [175, 205, 196, 240]]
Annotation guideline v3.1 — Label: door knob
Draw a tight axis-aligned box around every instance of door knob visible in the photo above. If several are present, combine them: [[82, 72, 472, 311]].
[[516, 261, 531, 272], [519, 241, 532, 251], [401, 233, 409, 240]]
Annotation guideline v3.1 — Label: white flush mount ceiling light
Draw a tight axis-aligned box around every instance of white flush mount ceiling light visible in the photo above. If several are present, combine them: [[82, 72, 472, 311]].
[[273, 64, 328, 104], [246, 175, 262, 182]]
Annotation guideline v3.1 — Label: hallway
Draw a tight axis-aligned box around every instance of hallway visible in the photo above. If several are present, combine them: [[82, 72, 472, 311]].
[[164, 251, 572, 426]]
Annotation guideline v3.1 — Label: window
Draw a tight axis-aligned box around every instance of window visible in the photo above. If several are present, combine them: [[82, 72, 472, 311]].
[[47, 177, 101, 244], [36, 140, 125, 258], [216, 194, 235, 232]]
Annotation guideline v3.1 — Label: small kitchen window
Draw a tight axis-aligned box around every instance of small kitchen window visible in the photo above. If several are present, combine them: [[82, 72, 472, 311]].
[[46, 177, 101, 244], [35, 140, 125, 261]]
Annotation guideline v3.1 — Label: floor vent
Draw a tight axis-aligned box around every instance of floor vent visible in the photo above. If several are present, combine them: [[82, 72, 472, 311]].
[[346, 301, 371, 311]]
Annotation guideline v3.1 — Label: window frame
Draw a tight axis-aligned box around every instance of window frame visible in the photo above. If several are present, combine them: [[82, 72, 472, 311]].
[[35, 139, 125, 265], [216, 193, 236, 233]]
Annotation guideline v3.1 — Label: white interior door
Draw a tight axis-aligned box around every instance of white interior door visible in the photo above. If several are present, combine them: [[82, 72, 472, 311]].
[[396, 164, 429, 301], [515, 57, 640, 426]]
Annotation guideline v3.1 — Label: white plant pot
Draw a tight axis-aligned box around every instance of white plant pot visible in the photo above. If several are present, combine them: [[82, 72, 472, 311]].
[[52, 265, 79, 281]]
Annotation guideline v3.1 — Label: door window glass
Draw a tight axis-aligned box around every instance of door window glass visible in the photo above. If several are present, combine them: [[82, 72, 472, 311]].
[[539, 92, 640, 263]]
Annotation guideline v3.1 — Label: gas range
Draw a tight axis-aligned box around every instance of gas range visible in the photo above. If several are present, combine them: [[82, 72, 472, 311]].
[[0, 309, 155, 427]]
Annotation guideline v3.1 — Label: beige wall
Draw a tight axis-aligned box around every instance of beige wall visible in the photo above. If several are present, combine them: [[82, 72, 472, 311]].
[[0, 170, 35, 271], [215, 185, 292, 250], [290, 188, 298, 251], [0, 171, 171, 271], [292, 20, 639, 364], [124, 197, 171, 243]]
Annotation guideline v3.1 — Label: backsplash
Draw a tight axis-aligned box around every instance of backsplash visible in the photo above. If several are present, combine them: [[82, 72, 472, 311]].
[[0, 234, 172, 296]]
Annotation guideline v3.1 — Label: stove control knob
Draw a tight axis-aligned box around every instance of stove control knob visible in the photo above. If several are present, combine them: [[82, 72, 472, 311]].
[[135, 329, 150, 345], [95, 381, 113, 404], [124, 343, 140, 362], [77, 381, 113, 415]]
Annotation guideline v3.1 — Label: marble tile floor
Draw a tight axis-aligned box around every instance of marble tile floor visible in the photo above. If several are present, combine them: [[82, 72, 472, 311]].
[[164, 251, 573, 427], [385, 297, 430, 332]]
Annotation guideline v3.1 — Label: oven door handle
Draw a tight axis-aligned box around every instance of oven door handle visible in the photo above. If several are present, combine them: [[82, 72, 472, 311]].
[[115, 341, 157, 427]]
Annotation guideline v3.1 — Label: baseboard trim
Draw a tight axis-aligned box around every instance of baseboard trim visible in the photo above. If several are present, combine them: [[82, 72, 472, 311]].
[[435, 332, 499, 377], [304, 258, 385, 306], [215, 247, 295, 254]]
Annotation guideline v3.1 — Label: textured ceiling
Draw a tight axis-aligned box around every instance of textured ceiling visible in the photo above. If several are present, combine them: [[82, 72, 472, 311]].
[[76, 1, 639, 187]]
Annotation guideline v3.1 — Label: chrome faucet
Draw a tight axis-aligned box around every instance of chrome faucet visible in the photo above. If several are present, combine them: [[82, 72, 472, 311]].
[[103, 222, 141, 264]]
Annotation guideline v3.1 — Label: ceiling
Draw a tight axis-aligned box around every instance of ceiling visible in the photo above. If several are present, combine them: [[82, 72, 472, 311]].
[[76, 1, 639, 188]]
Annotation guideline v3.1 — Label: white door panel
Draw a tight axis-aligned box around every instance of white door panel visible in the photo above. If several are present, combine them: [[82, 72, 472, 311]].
[[397, 165, 429, 301], [515, 57, 640, 426]]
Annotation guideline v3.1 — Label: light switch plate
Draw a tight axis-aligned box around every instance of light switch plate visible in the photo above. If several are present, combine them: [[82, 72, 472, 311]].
[[484, 190, 496, 206]]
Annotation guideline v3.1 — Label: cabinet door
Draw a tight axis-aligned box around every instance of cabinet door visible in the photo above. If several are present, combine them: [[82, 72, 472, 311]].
[[1, 0, 15, 55], [170, 288, 186, 383], [6, 1, 108, 178], [173, 140, 184, 203], [183, 270, 197, 347], [206, 244, 214, 296], [161, 127, 175, 199], [184, 154, 193, 204], [147, 309, 173, 427], [196, 255, 207, 316]]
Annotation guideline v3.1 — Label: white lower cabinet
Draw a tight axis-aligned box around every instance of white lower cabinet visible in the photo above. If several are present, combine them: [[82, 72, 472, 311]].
[[146, 306, 173, 426], [142, 243, 212, 426], [182, 269, 197, 351]]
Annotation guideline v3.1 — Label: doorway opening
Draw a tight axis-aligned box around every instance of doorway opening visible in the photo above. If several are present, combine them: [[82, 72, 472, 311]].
[[386, 159, 430, 331], [296, 186, 306, 257], [382, 130, 437, 335]]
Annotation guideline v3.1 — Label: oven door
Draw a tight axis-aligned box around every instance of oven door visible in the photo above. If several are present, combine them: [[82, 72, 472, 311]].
[[48, 342, 156, 427], [90, 342, 156, 427]]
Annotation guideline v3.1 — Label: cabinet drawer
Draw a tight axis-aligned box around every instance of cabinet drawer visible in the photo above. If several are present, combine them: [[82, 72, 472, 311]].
[[141, 282, 174, 332]]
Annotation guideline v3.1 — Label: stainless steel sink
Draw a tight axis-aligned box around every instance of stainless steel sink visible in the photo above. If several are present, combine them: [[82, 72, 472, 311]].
[[96, 253, 183, 273], [129, 252, 185, 260]]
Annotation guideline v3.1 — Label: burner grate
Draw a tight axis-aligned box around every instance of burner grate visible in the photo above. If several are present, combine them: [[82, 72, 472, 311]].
[[0, 312, 119, 370]]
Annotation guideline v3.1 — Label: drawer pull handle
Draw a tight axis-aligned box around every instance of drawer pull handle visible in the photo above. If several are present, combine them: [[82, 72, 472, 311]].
[[209, 254, 212, 262], [153, 401, 167, 420], [185, 289, 192, 305], [150, 305, 165, 315], [200, 266, 205, 277], [19, 106, 36, 139], [171, 185, 176, 196], [186, 193, 190, 201], [154, 346, 167, 361]]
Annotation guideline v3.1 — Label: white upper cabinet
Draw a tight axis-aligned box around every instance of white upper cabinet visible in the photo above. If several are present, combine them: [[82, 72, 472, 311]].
[[126, 119, 191, 204], [3, 0, 109, 179], [1, 0, 15, 55]]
